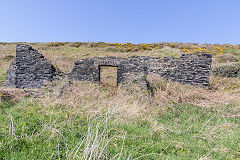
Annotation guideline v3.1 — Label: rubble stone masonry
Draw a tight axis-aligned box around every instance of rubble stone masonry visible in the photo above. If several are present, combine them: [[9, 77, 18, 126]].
[[4, 44, 212, 89]]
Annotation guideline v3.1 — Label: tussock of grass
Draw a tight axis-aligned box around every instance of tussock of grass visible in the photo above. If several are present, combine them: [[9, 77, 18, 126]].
[[147, 74, 240, 107], [212, 63, 240, 78], [0, 88, 26, 102], [215, 53, 239, 63]]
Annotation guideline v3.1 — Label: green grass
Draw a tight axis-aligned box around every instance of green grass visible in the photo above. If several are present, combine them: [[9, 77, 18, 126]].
[[146, 48, 182, 58], [223, 48, 239, 54], [237, 54, 240, 62], [223, 48, 240, 62], [0, 100, 239, 159], [0, 71, 6, 86]]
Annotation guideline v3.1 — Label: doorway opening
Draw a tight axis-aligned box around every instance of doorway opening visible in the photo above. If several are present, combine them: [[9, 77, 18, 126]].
[[99, 66, 118, 88]]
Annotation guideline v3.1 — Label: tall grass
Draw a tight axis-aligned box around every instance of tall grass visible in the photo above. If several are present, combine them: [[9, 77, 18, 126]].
[[0, 75, 240, 159], [0, 99, 239, 159]]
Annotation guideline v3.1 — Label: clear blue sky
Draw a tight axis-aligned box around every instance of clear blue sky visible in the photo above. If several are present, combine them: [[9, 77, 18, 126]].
[[0, 0, 240, 44]]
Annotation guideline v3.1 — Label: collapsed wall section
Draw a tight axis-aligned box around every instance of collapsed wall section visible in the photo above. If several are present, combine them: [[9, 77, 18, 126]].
[[4, 44, 57, 89]]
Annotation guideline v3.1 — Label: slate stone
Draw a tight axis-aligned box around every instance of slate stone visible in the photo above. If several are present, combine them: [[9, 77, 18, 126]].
[[4, 45, 212, 89], [4, 44, 57, 89]]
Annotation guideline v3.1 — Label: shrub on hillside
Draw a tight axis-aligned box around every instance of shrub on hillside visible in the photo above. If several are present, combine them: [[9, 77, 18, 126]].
[[105, 46, 122, 52], [212, 63, 240, 78], [70, 42, 88, 48], [215, 53, 239, 63], [48, 42, 66, 47]]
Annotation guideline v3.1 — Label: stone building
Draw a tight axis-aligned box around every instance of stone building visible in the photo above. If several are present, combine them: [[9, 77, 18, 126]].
[[4, 44, 212, 89]]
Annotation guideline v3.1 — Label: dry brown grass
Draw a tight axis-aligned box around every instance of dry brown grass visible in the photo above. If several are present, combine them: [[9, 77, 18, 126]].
[[0, 87, 26, 102], [215, 52, 239, 63], [99, 66, 118, 89], [25, 73, 240, 122], [212, 52, 239, 67], [32, 79, 150, 120], [0, 44, 16, 77], [147, 74, 240, 107]]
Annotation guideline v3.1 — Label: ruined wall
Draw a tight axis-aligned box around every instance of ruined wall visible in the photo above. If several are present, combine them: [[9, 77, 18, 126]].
[[69, 56, 149, 88], [4, 44, 57, 89], [69, 54, 212, 88], [4, 44, 212, 89], [146, 53, 212, 86]]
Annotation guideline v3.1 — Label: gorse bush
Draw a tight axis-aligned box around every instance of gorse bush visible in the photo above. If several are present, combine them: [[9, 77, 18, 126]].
[[48, 42, 66, 47], [212, 63, 240, 78], [66, 42, 240, 54]]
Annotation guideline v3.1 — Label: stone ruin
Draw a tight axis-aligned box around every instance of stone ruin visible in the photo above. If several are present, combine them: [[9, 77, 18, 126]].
[[3, 44, 212, 89], [4, 44, 58, 89]]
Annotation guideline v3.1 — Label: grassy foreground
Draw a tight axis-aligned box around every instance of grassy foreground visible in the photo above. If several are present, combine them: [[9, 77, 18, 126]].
[[0, 99, 240, 159]]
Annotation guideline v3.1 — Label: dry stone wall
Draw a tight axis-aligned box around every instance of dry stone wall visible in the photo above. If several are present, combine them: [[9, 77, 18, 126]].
[[4, 44, 212, 89], [69, 54, 212, 88], [4, 44, 58, 89], [69, 56, 149, 88], [145, 53, 212, 86]]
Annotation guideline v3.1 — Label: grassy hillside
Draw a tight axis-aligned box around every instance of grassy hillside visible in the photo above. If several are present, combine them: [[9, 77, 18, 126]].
[[0, 42, 240, 159]]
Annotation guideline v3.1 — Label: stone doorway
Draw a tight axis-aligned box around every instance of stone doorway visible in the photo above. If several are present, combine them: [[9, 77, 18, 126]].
[[99, 66, 118, 88]]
